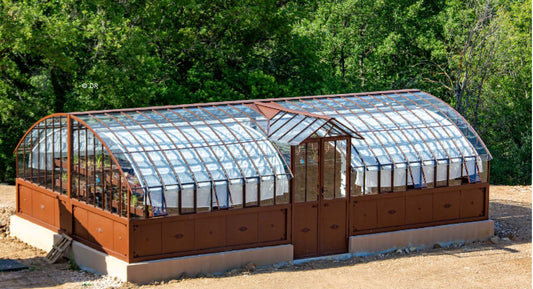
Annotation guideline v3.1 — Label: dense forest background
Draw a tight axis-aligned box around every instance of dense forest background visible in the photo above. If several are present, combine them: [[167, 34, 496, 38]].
[[0, 0, 530, 184]]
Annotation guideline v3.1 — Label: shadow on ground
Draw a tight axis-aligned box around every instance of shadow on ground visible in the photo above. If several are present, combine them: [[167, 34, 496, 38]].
[[0, 256, 104, 289]]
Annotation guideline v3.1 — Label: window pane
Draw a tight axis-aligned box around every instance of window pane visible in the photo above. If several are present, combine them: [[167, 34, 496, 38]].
[[334, 140, 347, 199], [293, 145, 305, 203], [322, 141, 335, 200], [306, 143, 319, 202]]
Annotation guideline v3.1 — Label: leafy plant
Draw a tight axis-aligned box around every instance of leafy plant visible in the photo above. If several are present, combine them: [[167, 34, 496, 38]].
[[131, 194, 138, 206], [95, 154, 102, 168]]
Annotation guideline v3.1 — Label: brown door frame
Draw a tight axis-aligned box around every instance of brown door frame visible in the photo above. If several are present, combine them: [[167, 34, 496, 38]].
[[291, 136, 351, 257]]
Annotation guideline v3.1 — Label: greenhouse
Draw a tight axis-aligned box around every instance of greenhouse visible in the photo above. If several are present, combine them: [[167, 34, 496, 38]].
[[12, 89, 493, 281]]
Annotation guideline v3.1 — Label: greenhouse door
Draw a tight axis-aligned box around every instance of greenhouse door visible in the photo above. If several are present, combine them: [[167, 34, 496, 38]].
[[292, 138, 349, 258]]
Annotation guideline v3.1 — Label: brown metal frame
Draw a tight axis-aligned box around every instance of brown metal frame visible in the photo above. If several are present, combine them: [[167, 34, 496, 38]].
[[291, 136, 352, 258], [13, 89, 491, 264]]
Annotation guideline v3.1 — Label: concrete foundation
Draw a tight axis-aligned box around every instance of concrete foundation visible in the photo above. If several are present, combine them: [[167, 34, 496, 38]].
[[11, 215, 494, 283], [349, 220, 494, 255], [9, 215, 293, 283]]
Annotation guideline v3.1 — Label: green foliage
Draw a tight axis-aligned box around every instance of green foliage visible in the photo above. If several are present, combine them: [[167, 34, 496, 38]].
[[0, 0, 530, 184]]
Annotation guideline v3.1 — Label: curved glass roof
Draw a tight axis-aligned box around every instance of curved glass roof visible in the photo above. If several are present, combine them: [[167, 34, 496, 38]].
[[76, 106, 291, 193], [272, 91, 491, 170], [23, 89, 487, 215]]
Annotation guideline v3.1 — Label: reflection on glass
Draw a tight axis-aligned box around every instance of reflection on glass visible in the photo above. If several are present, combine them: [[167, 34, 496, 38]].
[[334, 140, 347, 199], [322, 141, 335, 200], [293, 144, 306, 203], [306, 143, 319, 202]]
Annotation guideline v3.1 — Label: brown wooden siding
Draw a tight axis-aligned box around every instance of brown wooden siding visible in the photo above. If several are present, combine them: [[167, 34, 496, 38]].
[[349, 183, 489, 236]]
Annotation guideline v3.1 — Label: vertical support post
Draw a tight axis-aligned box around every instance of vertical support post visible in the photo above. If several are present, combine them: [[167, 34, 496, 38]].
[[22, 133, 26, 180], [67, 115, 72, 199], [346, 137, 351, 238], [50, 121, 54, 190], [44, 120, 47, 189]]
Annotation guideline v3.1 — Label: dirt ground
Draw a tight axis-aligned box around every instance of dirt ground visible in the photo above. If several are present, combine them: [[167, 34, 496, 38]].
[[0, 185, 531, 289]]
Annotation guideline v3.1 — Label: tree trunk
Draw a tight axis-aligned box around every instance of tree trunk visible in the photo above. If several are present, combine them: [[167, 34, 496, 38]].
[[359, 54, 365, 87], [50, 68, 69, 113]]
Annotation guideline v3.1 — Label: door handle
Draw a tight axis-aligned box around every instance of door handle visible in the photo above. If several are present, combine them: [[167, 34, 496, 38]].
[[324, 203, 329, 207]]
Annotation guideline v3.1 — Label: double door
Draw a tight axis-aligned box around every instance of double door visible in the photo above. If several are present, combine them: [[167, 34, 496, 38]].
[[292, 138, 349, 258]]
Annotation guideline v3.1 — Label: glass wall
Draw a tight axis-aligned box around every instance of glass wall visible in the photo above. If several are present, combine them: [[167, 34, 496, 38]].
[[15, 90, 491, 217], [16, 116, 68, 195], [70, 120, 141, 218], [76, 107, 292, 217], [15, 116, 142, 218]]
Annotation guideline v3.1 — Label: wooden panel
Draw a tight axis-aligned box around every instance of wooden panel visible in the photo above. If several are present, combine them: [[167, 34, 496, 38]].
[[73, 206, 90, 241], [405, 193, 433, 224], [18, 185, 33, 216], [162, 220, 195, 253], [32, 192, 56, 226], [132, 223, 162, 257], [58, 198, 71, 233], [292, 203, 318, 258], [195, 216, 226, 250], [460, 188, 485, 218], [227, 213, 258, 246], [319, 200, 346, 255], [87, 211, 114, 250], [377, 197, 405, 228], [433, 191, 461, 221], [351, 199, 377, 232], [258, 209, 286, 242], [113, 222, 128, 256]]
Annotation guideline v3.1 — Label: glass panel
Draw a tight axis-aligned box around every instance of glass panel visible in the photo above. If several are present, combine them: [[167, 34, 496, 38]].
[[306, 142, 319, 202], [365, 170, 378, 195], [380, 165, 393, 192], [230, 179, 244, 208], [334, 140, 347, 199], [409, 164, 425, 188], [165, 185, 180, 215], [393, 165, 407, 192], [149, 186, 166, 216], [293, 144, 306, 203], [120, 182, 128, 217], [464, 156, 480, 183], [58, 117, 68, 195], [275, 175, 290, 205], [350, 169, 365, 196], [449, 159, 462, 186], [181, 184, 195, 214], [214, 181, 230, 209], [197, 182, 211, 213], [260, 176, 274, 206], [436, 160, 448, 187], [322, 141, 335, 200], [245, 177, 258, 207], [423, 164, 435, 188], [130, 186, 145, 218]]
